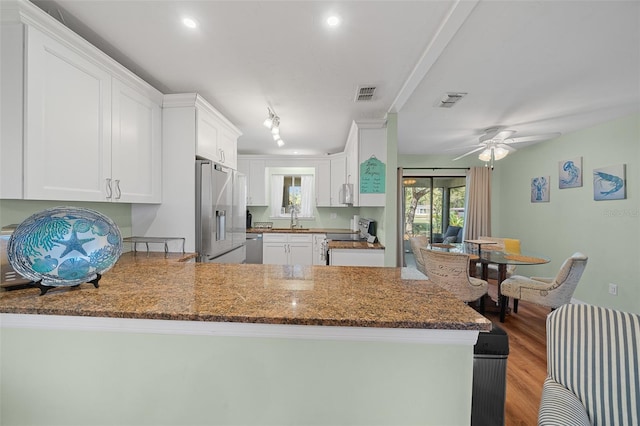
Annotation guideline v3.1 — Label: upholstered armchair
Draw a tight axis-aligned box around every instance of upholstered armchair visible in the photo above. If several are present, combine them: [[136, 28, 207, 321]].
[[432, 225, 463, 243], [499, 252, 588, 322], [409, 235, 429, 275], [538, 304, 639, 425], [421, 248, 488, 312]]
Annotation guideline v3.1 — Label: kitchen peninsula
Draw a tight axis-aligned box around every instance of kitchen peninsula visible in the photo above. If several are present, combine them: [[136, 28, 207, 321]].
[[1, 253, 490, 425]]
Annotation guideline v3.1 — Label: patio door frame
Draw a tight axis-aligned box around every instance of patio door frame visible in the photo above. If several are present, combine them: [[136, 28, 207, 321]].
[[398, 167, 468, 267]]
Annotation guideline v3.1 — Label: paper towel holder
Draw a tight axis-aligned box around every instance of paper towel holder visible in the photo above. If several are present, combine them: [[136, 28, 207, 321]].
[[339, 175, 354, 205]]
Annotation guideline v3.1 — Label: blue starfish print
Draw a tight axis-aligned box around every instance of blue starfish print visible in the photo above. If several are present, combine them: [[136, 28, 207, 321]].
[[53, 231, 95, 257]]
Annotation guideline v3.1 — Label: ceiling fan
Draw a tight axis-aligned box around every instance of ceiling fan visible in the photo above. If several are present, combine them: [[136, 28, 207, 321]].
[[453, 127, 561, 167]]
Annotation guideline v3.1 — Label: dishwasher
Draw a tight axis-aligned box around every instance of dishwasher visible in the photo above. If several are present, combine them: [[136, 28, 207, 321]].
[[245, 233, 263, 264]]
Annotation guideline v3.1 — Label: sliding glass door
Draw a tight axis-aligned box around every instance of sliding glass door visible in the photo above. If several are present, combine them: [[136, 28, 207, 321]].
[[402, 175, 466, 249]]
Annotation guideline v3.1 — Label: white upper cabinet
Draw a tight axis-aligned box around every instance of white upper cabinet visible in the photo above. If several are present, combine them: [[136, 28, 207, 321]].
[[24, 25, 112, 201], [219, 128, 238, 170], [344, 120, 387, 207], [196, 108, 220, 162], [315, 160, 331, 207], [111, 78, 162, 203], [196, 99, 240, 170], [237, 158, 267, 206], [248, 159, 266, 205], [330, 155, 347, 206], [0, 1, 163, 203], [315, 155, 347, 207]]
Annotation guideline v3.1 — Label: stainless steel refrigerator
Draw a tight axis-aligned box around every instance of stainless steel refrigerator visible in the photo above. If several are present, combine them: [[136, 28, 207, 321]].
[[195, 159, 246, 263]]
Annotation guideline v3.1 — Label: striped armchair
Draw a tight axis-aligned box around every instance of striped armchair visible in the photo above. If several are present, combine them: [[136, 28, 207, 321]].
[[539, 304, 640, 425]]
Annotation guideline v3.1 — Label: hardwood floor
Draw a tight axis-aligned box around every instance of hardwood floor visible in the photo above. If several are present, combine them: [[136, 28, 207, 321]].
[[480, 288, 551, 426]]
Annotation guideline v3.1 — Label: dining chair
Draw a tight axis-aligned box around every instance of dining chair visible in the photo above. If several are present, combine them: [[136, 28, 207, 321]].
[[499, 252, 588, 322], [474, 236, 519, 280], [421, 248, 488, 313], [409, 235, 429, 275]]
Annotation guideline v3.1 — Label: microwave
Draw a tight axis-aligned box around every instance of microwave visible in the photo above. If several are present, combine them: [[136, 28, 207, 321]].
[[1, 225, 31, 288]]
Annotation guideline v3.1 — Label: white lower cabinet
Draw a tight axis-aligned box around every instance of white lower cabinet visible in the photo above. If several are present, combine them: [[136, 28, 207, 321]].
[[329, 249, 385, 267], [263, 233, 313, 266]]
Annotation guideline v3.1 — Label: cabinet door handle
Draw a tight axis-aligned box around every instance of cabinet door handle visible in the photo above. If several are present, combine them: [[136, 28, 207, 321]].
[[105, 178, 112, 199], [221, 150, 226, 163], [114, 179, 122, 200]]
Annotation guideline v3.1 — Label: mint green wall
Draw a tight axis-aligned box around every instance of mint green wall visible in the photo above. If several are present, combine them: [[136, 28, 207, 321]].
[[397, 113, 638, 313], [492, 113, 639, 313], [0, 200, 132, 237], [382, 113, 399, 266], [249, 205, 368, 229], [1, 327, 474, 426]]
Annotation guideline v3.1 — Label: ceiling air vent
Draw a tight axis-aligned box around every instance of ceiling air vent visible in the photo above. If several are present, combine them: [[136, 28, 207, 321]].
[[438, 92, 467, 108], [355, 86, 376, 101]]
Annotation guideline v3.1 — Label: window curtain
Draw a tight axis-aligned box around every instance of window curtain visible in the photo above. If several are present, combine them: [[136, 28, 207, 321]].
[[300, 175, 313, 217], [464, 167, 491, 239], [270, 175, 284, 217]]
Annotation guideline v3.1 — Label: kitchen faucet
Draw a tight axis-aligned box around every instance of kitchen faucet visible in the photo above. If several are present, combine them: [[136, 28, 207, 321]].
[[289, 204, 299, 229]]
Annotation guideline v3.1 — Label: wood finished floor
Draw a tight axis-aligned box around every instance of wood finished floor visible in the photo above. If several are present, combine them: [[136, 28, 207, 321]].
[[480, 287, 550, 426]]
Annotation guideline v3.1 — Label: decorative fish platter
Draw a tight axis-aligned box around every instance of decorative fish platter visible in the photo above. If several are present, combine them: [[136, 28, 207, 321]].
[[8, 207, 122, 288]]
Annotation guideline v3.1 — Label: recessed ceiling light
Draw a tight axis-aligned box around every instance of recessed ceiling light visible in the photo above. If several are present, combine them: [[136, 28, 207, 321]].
[[326, 15, 340, 27], [182, 17, 198, 29]]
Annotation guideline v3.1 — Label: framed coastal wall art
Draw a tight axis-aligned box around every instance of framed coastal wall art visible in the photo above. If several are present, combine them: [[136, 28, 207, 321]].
[[558, 157, 583, 188], [593, 164, 626, 201], [531, 176, 550, 203]]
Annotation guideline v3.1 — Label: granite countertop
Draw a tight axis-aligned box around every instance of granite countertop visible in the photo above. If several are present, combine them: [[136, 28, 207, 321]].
[[247, 227, 358, 234], [328, 241, 385, 250], [0, 252, 490, 331]]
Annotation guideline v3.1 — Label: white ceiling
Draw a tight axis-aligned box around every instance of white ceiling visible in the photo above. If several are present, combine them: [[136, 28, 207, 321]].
[[30, 0, 640, 158]]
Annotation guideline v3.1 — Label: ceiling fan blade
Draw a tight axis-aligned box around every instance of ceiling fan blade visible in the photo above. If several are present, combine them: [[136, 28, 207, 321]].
[[452, 146, 486, 161], [506, 132, 561, 144], [444, 144, 484, 152], [497, 143, 517, 152], [493, 130, 516, 141]]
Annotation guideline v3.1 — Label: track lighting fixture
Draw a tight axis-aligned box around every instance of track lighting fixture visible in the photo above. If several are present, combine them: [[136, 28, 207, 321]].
[[263, 107, 284, 147]]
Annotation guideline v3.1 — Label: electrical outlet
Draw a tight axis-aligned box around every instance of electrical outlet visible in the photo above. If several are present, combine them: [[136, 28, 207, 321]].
[[608, 283, 618, 296]]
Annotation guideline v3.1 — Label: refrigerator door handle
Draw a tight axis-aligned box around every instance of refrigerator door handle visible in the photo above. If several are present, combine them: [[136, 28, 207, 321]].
[[216, 210, 226, 241]]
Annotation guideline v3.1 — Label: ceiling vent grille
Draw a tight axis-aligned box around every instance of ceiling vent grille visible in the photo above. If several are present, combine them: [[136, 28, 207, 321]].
[[355, 86, 376, 101], [438, 92, 467, 108]]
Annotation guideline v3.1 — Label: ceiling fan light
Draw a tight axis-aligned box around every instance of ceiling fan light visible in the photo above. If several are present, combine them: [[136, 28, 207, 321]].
[[478, 149, 492, 162], [493, 147, 509, 160], [276, 139, 285, 147], [271, 125, 280, 135], [263, 117, 273, 128]]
